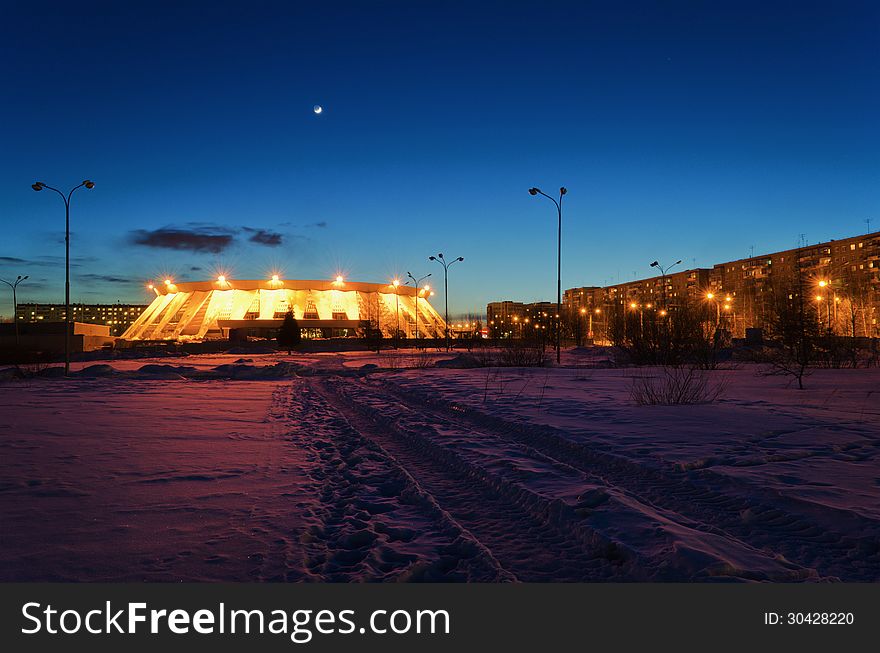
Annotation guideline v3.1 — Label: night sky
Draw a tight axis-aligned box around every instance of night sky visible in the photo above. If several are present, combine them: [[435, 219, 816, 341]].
[[1, 0, 877, 316]]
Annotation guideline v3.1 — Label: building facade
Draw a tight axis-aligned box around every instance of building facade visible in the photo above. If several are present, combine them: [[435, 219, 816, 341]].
[[15, 302, 149, 337], [486, 300, 556, 339], [122, 278, 445, 341], [555, 230, 880, 340]]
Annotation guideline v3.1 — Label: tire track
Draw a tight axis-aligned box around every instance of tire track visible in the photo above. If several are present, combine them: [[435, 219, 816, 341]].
[[367, 375, 880, 581], [280, 379, 509, 582], [310, 378, 635, 581]]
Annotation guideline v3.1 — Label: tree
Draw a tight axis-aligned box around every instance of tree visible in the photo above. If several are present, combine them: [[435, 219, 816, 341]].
[[277, 311, 301, 354], [762, 272, 818, 389]]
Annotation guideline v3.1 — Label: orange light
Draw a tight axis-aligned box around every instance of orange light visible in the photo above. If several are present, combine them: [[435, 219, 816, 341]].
[[335, 275, 344, 283], [271, 274, 279, 282], [815, 295, 823, 302], [217, 275, 226, 284], [392, 279, 400, 287], [164, 279, 172, 285], [706, 292, 714, 299], [818, 280, 827, 287]]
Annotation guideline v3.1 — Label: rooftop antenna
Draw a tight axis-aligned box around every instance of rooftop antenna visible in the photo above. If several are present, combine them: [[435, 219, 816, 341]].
[[749, 245, 755, 258], [798, 233, 806, 248], [867, 218, 872, 234]]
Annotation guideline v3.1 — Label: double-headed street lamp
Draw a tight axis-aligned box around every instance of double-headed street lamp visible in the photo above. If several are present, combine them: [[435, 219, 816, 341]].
[[428, 253, 464, 351], [529, 186, 566, 364], [0, 275, 28, 347], [406, 272, 431, 340], [649, 258, 681, 310], [32, 180, 95, 375]]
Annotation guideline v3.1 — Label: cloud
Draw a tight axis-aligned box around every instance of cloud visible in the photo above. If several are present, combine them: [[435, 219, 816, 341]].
[[243, 227, 283, 247], [0, 255, 95, 268], [76, 273, 139, 285], [307, 221, 328, 228], [129, 226, 235, 253]]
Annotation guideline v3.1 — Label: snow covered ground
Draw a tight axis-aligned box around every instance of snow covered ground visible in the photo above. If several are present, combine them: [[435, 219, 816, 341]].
[[1, 349, 879, 581]]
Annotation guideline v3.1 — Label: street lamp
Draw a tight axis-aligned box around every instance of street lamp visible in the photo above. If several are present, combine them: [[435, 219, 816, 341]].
[[392, 279, 401, 344], [529, 185, 566, 364], [649, 258, 682, 310], [32, 180, 95, 375], [429, 253, 464, 352], [706, 292, 721, 326], [406, 272, 431, 341], [0, 275, 28, 347]]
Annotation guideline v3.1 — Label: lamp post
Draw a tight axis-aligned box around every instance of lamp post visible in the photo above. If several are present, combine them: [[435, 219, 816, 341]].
[[578, 308, 585, 346], [392, 279, 401, 345], [529, 186, 566, 364], [706, 292, 721, 326], [429, 253, 464, 352], [0, 275, 28, 347], [649, 258, 682, 310], [406, 272, 431, 341], [32, 180, 95, 375]]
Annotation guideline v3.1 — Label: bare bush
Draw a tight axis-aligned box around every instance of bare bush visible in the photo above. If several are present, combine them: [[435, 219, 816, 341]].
[[499, 341, 547, 367], [630, 366, 725, 405]]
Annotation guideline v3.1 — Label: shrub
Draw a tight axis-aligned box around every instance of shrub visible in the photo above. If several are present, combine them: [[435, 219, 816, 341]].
[[630, 365, 725, 405]]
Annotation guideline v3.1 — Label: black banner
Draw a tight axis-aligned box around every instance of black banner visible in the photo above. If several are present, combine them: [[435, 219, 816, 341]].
[[1, 584, 877, 651]]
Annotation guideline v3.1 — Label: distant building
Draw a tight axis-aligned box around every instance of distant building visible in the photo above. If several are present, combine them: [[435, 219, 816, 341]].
[[559, 229, 880, 339], [0, 321, 115, 353], [486, 300, 555, 338], [15, 302, 149, 337]]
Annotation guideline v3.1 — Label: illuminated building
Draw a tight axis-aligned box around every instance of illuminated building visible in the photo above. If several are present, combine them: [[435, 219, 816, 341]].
[[122, 278, 445, 341]]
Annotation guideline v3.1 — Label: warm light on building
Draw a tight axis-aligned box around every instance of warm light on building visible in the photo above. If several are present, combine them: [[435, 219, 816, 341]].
[[121, 278, 445, 341]]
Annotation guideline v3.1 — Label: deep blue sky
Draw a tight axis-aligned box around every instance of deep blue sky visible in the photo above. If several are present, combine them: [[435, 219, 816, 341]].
[[1, 0, 877, 317]]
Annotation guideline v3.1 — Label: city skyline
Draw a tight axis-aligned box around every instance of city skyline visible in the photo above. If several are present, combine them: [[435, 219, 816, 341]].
[[1, 1, 878, 317]]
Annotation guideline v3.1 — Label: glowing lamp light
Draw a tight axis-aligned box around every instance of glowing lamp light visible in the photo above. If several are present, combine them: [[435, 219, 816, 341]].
[[271, 274, 279, 282], [392, 279, 400, 287], [164, 279, 172, 285], [217, 275, 226, 284], [815, 295, 823, 302], [818, 280, 827, 287], [335, 275, 344, 284], [706, 292, 714, 299]]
